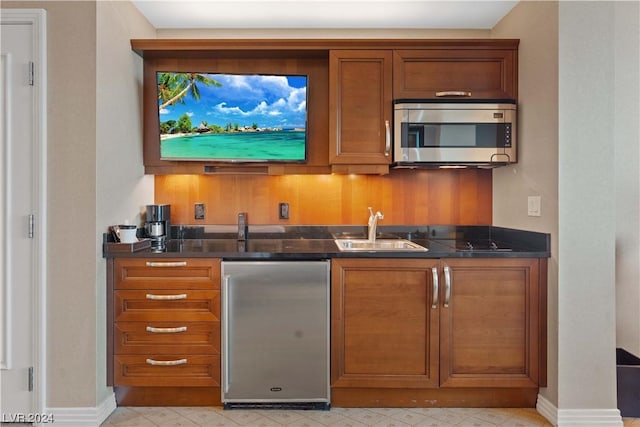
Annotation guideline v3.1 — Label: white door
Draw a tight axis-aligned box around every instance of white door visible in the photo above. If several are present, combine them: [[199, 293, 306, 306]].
[[1, 11, 46, 418]]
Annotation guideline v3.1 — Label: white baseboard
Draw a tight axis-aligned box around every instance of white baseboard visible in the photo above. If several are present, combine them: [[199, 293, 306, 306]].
[[537, 393, 558, 425], [537, 393, 624, 427], [45, 392, 116, 427]]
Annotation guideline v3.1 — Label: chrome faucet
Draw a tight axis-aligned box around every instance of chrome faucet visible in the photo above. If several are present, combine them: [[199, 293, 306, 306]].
[[367, 207, 384, 242]]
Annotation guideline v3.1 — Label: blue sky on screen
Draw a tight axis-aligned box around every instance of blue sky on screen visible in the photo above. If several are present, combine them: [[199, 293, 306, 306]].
[[158, 73, 307, 129]]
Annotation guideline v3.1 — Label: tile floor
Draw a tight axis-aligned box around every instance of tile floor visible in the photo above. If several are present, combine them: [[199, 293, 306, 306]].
[[100, 406, 640, 426], [101, 406, 556, 426]]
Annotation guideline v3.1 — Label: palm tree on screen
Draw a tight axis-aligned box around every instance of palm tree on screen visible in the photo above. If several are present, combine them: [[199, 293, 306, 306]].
[[157, 73, 221, 110]]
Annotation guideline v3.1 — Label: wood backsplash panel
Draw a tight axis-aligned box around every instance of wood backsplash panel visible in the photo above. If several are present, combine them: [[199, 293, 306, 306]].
[[154, 169, 492, 225]]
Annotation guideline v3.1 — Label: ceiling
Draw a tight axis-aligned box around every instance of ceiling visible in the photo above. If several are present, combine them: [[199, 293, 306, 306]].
[[131, 0, 519, 30]]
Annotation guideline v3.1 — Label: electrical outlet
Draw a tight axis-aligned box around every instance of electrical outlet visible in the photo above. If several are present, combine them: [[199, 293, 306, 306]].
[[527, 196, 541, 217], [194, 203, 206, 220], [279, 202, 289, 220]]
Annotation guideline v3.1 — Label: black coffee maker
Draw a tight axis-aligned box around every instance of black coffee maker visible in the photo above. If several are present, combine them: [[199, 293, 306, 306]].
[[145, 204, 170, 251]]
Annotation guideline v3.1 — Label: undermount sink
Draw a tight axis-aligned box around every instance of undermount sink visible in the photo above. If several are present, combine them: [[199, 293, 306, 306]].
[[334, 239, 428, 252]]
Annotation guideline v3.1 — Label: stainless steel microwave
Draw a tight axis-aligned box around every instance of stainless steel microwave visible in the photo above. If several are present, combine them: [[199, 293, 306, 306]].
[[393, 100, 517, 167]]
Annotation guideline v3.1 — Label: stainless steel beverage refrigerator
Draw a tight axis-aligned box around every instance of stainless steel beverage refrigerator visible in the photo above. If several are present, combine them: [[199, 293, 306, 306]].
[[221, 260, 330, 410]]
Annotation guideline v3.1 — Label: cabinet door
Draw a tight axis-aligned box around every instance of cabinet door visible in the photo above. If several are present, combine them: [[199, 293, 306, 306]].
[[329, 50, 393, 166], [331, 258, 439, 388], [439, 258, 540, 388], [393, 49, 517, 100]]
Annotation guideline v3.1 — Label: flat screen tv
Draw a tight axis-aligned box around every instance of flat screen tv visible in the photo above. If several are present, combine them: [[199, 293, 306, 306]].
[[156, 72, 308, 162]]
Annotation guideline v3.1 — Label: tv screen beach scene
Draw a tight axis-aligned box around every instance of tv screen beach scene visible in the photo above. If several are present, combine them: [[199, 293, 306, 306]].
[[157, 72, 308, 161]]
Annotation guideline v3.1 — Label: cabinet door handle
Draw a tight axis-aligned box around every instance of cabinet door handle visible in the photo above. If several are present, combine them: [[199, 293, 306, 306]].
[[146, 293, 187, 300], [146, 326, 188, 333], [146, 358, 187, 366], [222, 274, 231, 393], [431, 267, 439, 309], [145, 261, 187, 267], [435, 90, 472, 97], [443, 265, 452, 308], [384, 120, 391, 156]]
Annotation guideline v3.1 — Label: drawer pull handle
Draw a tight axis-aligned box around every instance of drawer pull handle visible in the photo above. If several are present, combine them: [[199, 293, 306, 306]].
[[146, 358, 187, 366], [146, 326, 188, 333], [435, 90, 472, 97], [145, 261, 187, 268], [145, 293, 187, 301]]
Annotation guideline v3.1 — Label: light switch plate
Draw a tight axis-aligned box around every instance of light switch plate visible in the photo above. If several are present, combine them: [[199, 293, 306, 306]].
[[527, 196, 541, 217]]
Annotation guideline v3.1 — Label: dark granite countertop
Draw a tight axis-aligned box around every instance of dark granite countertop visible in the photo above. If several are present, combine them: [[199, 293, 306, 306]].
[[103, 225, 550, 260]]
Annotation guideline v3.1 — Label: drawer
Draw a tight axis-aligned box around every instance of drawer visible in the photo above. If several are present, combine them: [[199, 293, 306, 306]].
[[114, 290, 219, 322], [115, 258, 221, 290], [114, 354, 220, 387], [114, 322, 220, 355]]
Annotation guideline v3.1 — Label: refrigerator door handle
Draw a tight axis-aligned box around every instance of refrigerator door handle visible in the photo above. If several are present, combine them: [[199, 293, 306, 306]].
[[222, 274, 231, 394]]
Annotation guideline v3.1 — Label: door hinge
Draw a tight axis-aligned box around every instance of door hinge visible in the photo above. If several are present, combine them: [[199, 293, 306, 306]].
[[29, 61, 35, 86], [28, 367, 34, 391], [28, 214, 35, 238]]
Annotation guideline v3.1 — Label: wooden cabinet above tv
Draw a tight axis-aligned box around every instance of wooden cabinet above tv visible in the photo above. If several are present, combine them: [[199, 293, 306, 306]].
[[132, 39, 518, 175]]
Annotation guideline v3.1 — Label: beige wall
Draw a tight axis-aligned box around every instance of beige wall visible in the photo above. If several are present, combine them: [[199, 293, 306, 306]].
[[493, 0, 640, 416], [491, 0, 559, 406], [96, 0, 156, 404], [614, 1, 640, 357], [45, 1, 98, 407], [494, 0, 640, 415], [557, 0, 619, 410]]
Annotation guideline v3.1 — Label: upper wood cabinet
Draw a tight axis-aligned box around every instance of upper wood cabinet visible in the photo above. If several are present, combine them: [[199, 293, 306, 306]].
[[393, 47, 518, 100], [329, 50, 393, 173], [131, 39, 518, 174]]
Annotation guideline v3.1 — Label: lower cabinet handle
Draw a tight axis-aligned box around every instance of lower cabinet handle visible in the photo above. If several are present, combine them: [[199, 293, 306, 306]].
[[145, 261, 187, 267], [443, 265, 452, 308], [146, 293, 187, 300], [146, 358, 187, 366], [146, 326, 187, 333], [431, 267, 439, 309], [222, 274, 231, 394]]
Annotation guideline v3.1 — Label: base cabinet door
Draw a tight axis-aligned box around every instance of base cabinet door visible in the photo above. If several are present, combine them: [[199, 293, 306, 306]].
[[439, 258, 541, 388], [331, 256, 547, 407], [331, 258, 440, 388]]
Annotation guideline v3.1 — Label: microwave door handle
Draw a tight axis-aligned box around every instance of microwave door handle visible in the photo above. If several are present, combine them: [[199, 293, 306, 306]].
[[435, 91, 472, 97], [384, 120, 391, 157]]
